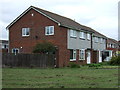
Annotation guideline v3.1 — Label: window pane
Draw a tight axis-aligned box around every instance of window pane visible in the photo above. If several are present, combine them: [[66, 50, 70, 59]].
[[70, 50, 73, 59], [50, 27, 53, 34], [70, 30, 73, 37], [22, 28, 26, 36], [73, 50, 76, 59], [26, 28, 30, 35], [46, 27, 49, 34], [87, 34, 90, 40], [80, 50, 85, 60], [73, 31, 77, 37]]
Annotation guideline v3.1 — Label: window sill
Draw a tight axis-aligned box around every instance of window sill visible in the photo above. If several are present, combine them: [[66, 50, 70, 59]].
[[87, 39, 91, 41], [22, 35, 30, 37], [70, 59, 76, 61], [79, 59, 85, 60], [79, 38, 85, 40], [45, 34, 54, 36], [70, 36, 77, 38]]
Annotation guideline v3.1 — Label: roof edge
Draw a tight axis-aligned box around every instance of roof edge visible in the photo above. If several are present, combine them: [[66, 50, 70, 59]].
[[6, 6, 60, 30]]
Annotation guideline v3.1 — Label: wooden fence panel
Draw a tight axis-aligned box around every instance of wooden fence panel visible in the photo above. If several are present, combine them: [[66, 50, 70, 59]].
[[2, 53, 55, 68]]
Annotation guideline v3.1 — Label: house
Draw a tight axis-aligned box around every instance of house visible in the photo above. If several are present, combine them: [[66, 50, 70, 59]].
[[6, 6, 109, 67], [119, 41, 120, 51], [0, 40, 9, 53], [91, 30, 107, 63], [104, 38, 118, 61]]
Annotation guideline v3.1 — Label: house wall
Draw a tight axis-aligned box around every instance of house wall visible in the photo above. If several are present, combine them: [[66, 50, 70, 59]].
[[67, 30, 91, 49], [92, 37, 106, 51], [9, 9, 70, 67]]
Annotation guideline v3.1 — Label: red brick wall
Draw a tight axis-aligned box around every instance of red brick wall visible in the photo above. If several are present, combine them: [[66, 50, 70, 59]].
[[9, 9, 69, 67]]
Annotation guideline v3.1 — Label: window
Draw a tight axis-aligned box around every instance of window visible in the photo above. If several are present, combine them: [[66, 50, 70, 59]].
[[112, 44, 115, 48], [100, 38, 103, 43], [70, 49, 76, 61], [3, 44, 8, 49], [87, 33, 91, 40], [70, 30, 77, 37], [80, 32, 85, 39], [45, 26, 54, 35], [79, 49, 85, 60], [94, 37, 98, 42], [22, 28, 30, 36], [12, 48, 19, 54]]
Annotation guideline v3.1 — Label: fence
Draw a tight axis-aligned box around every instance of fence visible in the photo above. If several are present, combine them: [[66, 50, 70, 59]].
[[2, 53, 55, 68]]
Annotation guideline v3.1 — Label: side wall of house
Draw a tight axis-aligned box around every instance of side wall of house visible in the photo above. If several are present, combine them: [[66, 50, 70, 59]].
[[9, 9, 69, 67]]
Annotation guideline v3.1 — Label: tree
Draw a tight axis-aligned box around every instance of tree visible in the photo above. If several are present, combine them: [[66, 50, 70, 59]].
[[33, 42, 56, 54]]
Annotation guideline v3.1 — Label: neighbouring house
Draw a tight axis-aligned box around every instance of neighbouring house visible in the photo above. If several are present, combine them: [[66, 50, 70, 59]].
[[6, 6, 113, 67], [91, 30, 107, 63], [0, 40, 9, 53], [119, 41, 120, 51], [104, 38, 118, 61]]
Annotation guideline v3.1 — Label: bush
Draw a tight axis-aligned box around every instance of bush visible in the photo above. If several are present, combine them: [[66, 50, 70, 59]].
[[69, 62, 80, 68], [109, 56, 120, 65], [99, 62, 109, 65], [33, 41, 56, 54], [88, 63, 101, 67]]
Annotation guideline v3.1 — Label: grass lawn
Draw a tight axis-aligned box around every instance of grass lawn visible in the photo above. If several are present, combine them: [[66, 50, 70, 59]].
[[2, 66, 119, 88]]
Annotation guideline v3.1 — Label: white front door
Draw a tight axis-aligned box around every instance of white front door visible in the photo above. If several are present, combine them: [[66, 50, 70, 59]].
[[87, 51, 91, 64]]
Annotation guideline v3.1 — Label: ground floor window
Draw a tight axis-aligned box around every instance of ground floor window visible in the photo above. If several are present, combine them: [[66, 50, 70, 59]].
[[70, 49, 76, 61], [12, 48, 19, 54], [79, 49, 85, 60]]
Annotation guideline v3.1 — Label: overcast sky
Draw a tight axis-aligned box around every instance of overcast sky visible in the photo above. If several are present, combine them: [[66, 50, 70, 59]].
[[0, 0, 119, 40]]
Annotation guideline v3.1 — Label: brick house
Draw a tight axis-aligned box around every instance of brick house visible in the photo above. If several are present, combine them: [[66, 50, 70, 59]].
[[7, 6, 109, 67], [0, 40, 9, 53]]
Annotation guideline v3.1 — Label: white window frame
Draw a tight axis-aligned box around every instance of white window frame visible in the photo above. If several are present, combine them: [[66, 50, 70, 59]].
[[70, 30, 77, 38], [79, 49, 85, 60], [87, 33, 91, 40], [94, 37, 98, 43], [45, 26, 54, 35], [100, 38, 103, 43], [80, 32, 85, 39], [12, 48, 19, 54], [22, 28, 30, 37], [70, 49, 76, 61]]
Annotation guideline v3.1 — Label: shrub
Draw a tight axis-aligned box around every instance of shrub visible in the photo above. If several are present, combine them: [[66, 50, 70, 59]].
[[69, 62, 80, 68], [99, 62, 109, 65], [88, 63, 101, 67], [109, 56, 120, 65], [33, 41, 56, 54]]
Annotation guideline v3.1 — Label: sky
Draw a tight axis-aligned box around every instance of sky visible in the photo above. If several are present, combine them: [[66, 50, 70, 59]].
[[0, 0, 119, 40]]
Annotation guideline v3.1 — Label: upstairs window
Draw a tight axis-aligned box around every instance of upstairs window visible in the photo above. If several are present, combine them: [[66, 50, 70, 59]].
[[22, 28, 30, 36], [87, 33, 91, 40], [100, 38, 103, 43], [45, 26, 54, 35], [70, 30, 77, 37], [80, 32, 85, 39], [94, 37, 98, 43]]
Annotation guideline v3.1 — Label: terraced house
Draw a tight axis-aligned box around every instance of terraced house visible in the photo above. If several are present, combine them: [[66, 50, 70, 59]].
[[7, 6, 113, 67]]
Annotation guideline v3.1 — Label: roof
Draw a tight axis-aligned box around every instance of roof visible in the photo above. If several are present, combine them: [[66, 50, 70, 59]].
[[6, 6, 106, 38], [107, 38, 118, 44]]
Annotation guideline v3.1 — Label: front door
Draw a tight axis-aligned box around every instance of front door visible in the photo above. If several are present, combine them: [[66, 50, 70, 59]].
[[87, 51, 91, 64]]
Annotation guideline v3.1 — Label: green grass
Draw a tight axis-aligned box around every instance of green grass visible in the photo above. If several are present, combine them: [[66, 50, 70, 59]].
[[2, 66, 119, 88]]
